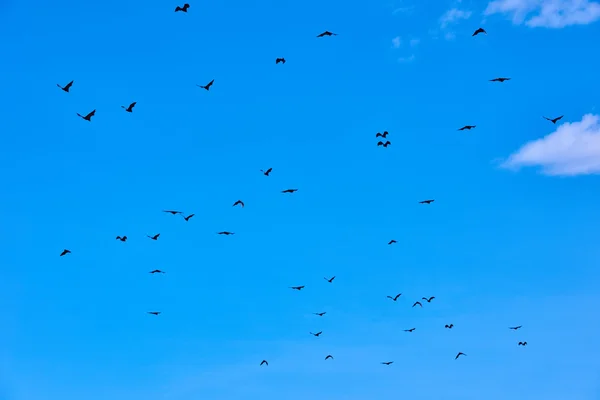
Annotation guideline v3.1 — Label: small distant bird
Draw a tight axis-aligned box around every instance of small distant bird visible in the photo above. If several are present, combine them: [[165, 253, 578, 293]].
[[149, 270, 165, 274], [116, 236, 127, 242], [509, 326, 523, 330], [261, 168, 273, 176], [57, 80, 73, 92], [419, 199, 435, 204], [387, 293, 402, 301], [377, 140, 391, 147], [381, 361, 394, 365], [217, 231, 235, 235], [163, 210, 182, 215], [458, 125, 476, 131], [314, 312, 326, 316], [388, 239, 397, 245], [455, 352, 466, 359], [60, 249, 71, 257], [376, 131, 389, 138], [260, 360, 268, 366], [325, 355, 334, 360], [121, 102, 136, 112], [472, 28, 487, 36], [147, 233, 160, 240], [404, 328, 416, 332], [147, 311, 161, 315], [276, 58, 286, 64], [317, 31, 337, 37], [324, 276, 335, 283], [310, 331, 323, 337], [543, 115, 563, 124], [77, 109, 96, 121], [490, 77, 510, 83], [518, 341, 528, 346], [233, 200, 245, 208], [197, 79, 214, 91], [445, 324, 454, 329], [175, 3, 190, 12], [412, 301, 423, 308], [422, 296, 435, 303], [183, 214, 195, 221], [282, 189, 298, 193], [290, 286, 305, 291]]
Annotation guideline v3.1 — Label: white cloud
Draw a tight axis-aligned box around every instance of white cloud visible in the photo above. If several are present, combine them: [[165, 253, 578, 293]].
[[444, 31, 457, 40], [439, 8, 473, 28], [391, 36, 402, 48], [501, 114, 600, 176], [484, 0, 600, 28]]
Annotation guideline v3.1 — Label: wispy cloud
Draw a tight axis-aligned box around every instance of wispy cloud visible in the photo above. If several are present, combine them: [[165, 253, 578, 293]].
[[439, 8, 473, 28], [501, 114, 600, 176], [398, 54, 416, 63], [392, 5, 415, 14], [484, 0, 600, 28], [391, 36, 402, 48]]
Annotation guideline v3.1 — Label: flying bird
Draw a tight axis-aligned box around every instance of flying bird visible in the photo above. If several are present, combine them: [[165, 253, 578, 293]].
[[197, 79, 214, 91], [419, 199, 435, 204], [290, 286, 305, 291], [381, 361, 394, 365], [57, 80, 73, 92], [422, 296, 435, 303], [543, 115, 563, 124], [233, 200, 245, 208], [77, 109, 96, 121], [376, 131, 389, 138], [404, 328, 416, 332], [472, 28, 486, 36], [490, 77, 510, 82], [412, 301, 423, 308], [455, 352, 466, 359], [314, 312, 326, 316], [121, 102, 136, 112], [518, 341, 528, 346], [261, 168, 273, 176], [458, 125, 476, 131], [175, 3, 190, 12], [377, 140, 391, 147], [183, 214, 195, 221], [387, 293, 402, 301], [325, 355, 334, 360], [310, 331, 323, 337], [116, 236, 127, 242], [317, 31, 337, 37], [217, 231, 235, 235], [445, 324, 454, 329], [163, 210, 182, 215], [276, 58, 286, 64], [509, 326, 522, 330], [282, 189, 298, 193], [147, 233, 160, 240], [147, 311, 161, 315], [149, 269, 165, 274], [260, 360, 268, 366], [388, 239, 397, 245], [60, 249, 71, 257], [324, 276, 335, 283]]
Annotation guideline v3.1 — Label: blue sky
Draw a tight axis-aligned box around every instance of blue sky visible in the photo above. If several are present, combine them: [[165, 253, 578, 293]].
[[1, 0, 600, 398]]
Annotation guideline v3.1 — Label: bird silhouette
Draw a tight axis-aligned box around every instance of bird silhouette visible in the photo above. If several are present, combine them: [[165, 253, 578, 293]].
[[290, 286, 305, 290], [376, 131, 389, 138], [183, 214, 195, 221], [149, 270, 165, 274], [217, 231, 235, 235], [314, 312, 326, 316], [325, 355, 334, 360], [404, 328, 416, 332], [233, 200, 245, 208], [175, 3, 190, 12], [76, 109, 96, 121], [422, 296, 435, 302], [282, 189, 298, 193], [260, 360, 268, 366], [419, 199, 435, 204], [60, 249, 71, 257], [147, 311, 161, 315], [543, 115, 563, 124], [387, 293, 402, 301], [490, 77, 510, 82], [310, 331, 323, 337], [147, 234, 160, 240], [324, 276, 335, 283], [163, 210, 182, 215], [57, 80, 73, 92], [121, 102, 136, 112], [472, 27, 486, 36], [458, 125, 476, 131], [455, 352, 466, 359], [509, 326, 523, 330], [276, 58, 286, 64], [197, 79, 214, 90], [381, 361, 394, 365], [377, 140, 391, 147], [445, 324, 454, 329], [388, 239, 397, 245], [317, 31, 337, 37], [261, 168, 273, 176], [518, 341, 528, 346], [412, 301, 423, 308], [116, 236, 127, 242]]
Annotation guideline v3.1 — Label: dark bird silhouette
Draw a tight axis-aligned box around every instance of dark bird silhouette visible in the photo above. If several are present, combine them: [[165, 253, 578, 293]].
[[419, 199, 435, 204], [276, 58, 286, 64], [317, 31, 337, 37], [325, 355, 333, 360], [217, 231, 235, 235], [455, 352, 466, 359], [147, 233, 160, 240], [509, 325, 523, 330], [147, 311, 161, 315], [445, 324, 454, 329], [121, 102, 136, 112], [388, 239, 397, 245], [324, 276, 335, 283], [472, 27, 486, 36], [377, 140, 391, 147], [57, 80, 73, 92], [233, 200, 244, 208], [282, 189, 298, 193], [518, 341, 528, 346], [175, 3, 190, 12], [387, 293, 402, 301], [412, 301, 423, 308], [197, 79, 214, 91], [183, 214, 195, 221], [163, 210, 182, 215], [314, 312, 326, 316], [490, 77, 510, 82], [381, 361, 394, 365], [260, 360, 268, 366], [543, 115, 564, 124], [422, 296, 435, 303], [376, 131, 389, 138], [261, 168, 273, 176], [116, 236, 127, 242], [458, 125, 476, 131], [310, 331, 323, 337], [60, 249, 71, 257], [77, 109, 96, 121], [404, 328, 416, 332], [149, 269, 165, 274], [290, 285, 305, 291]]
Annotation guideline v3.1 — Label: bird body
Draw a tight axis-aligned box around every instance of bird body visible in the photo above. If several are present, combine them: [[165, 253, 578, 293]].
[[509, 325, 522, 330], [404, 328, 416, 332], [317, 31, 337, 37], [217, 231, 235, 235], [445, 324, 454, 329], [261, 168, 273, 176], [376, 131, 389, 138], [325, 355, 333, 360], [419, 199, 435, 204], [276, 58, 286, 64], [147, 233, 160, 240], [233, 200, 245, 208], [388, 239, 397, 245], [310, 331, 323, 337], [183, 213, 195, 221], [260, 360, 268, 366], [324, 276, 335, 283], [60, 249, 71, 257], [455, 352, 466, 359], [458, 125, 476, 131], [116, 235, 127, 242], [412, 301, 423, 308], [282, 189, 298, 193], [57, 80, 73, 92], [77, 109, 96, 121], [387, 293, 402, 301], [422, 296, 435, 302], [377, 140, 391, 147], [122, 102, 136, 112], [197, 79, 215, 90], [290, 285, 305, 290], [147, 311, 161, 315], [175, 3, 190, 12], [149, 269, 165, 274], [314, 312, 326, 316], [163, 210, 182, 215], [490, 77, 510, 82], [543, 115, 563, 124], [472, 28, 486, 36], [518, 341, 528, 346], [381, 361, 394, 365]]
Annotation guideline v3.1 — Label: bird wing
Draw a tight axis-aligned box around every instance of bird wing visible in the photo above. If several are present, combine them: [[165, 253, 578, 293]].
[[207, 79, 215, 86], [377, 141, 383, 146], [266, 168, 272, 173], [130, 102, 136, 108], [65, 81, 73, 89]]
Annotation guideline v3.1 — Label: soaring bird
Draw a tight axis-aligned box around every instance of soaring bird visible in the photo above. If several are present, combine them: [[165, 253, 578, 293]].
[[387, 293, 402, 301], [445, 324, 454, 329], [77, 109, 96, 121], [518, 341, 528, 346], [376, 131, 389, 138], [147, 311, 161, 315], [57, 80, 73, 92], [290, 286, 305, 291], [260, 360, 268, 366], [324, 276, 336, 283], [490, 77, 510, 82], [116, 236, 127, 242], [163, 210, 182, 215], [197, 79, 214, 90], [175, 3, 190, 12], [233, 200, 245, 208], [404, 328, 416, 332], [412, 301, 423, 308], [147, 233, 160, 240], [458, 125, 476, 131], [325, 355, 334, 360], [388, 239, 397, 245], [121, 102, 136, 112], [282, 189, 298, 193], [217, 231, 235, 235], [183, 213, 195, 221], [149, 269, 165, 274], [419, 199, 435, 204], [543, 115, 563, 124], [422, 296, 435, 303], [314, 312, 326, 316], [276, 58, 286, 64], [472, 27, 486, 36], [310, 331, 323, 337], [60, 249, 71, 257], [317, 31, 337, 37], [261, 168, 273, 176], [455, 352, 466, 359], [381, 361, 394, 365], [509, 326, 523, 330], [377, 140, 391, 147]]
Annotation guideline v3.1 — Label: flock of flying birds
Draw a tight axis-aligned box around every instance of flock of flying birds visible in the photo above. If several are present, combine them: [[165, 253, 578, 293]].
[[52, 4, 566, 367]]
